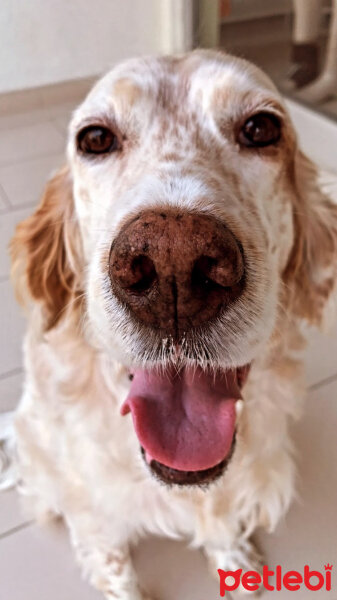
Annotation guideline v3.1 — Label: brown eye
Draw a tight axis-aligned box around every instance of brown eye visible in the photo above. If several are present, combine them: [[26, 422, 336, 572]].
[[77, 126, 120, 155], [239, 113, 281, 148]]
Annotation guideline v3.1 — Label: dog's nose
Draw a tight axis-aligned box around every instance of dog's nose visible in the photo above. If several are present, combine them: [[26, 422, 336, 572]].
[[109, 210, 244, 336]]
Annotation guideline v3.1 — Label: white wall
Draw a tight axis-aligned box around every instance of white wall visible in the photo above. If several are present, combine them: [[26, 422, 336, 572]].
[[0, 0, 167, 94]]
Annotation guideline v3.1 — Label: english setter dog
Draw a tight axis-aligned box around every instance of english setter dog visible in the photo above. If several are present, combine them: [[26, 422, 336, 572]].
[[7, 51, 337, 599]]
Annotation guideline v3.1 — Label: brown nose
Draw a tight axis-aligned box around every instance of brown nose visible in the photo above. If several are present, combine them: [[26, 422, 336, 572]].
[[109, 210, 245, 337]]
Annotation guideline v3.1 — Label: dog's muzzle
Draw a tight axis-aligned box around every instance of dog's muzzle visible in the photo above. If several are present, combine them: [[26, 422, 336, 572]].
[[112, 209, 248, 486]]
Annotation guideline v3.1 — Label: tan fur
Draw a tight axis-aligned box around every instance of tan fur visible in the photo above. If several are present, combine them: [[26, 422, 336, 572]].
[[284, 150, 337, 324], [10, 167, 83, 330]]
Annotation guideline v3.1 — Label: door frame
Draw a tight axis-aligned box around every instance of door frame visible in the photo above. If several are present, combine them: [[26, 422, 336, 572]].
[[156, 0, 194, 53]]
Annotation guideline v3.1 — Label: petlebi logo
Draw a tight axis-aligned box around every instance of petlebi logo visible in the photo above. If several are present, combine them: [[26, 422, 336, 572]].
[[218, 563, 333, 596]]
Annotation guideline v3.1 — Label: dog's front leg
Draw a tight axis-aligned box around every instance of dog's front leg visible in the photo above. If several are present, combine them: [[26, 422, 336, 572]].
[[69, 528, 154, 600], [204, 535, 263, 597]]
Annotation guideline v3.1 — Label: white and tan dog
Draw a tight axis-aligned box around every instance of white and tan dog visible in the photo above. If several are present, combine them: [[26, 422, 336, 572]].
[[9, 51, 337, 599]]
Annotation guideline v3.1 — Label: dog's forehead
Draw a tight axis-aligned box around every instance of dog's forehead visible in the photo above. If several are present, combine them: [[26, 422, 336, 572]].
[[78, 52, 282, 118]]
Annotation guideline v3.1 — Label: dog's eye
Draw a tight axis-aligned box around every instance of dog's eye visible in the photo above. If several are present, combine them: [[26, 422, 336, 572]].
[[77, 126, 120, 155], [239, 113, 281, 148]]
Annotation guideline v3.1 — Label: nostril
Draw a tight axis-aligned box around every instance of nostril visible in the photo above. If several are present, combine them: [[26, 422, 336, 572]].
[[192, 253, 244, 291], [128, 255, 157, 294], [192, 256, 223, 291]]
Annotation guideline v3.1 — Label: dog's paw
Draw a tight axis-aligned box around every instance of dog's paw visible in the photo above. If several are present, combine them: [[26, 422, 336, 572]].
[[206, 537, 264, 597], [226, 537, 263, 575], [0, 411, 17, 491]]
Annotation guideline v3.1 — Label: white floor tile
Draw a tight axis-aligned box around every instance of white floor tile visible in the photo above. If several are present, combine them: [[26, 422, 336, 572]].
[[46, 100, 78, 119], [0, 523, 101, 600], [0, 489, 26, 536], [0, 122, 65, 166], [0, 108, 50, 131], [0, 369, 23, 412], [135, 537, 219, 600], [304, 323, 337, 387], [0, 191, 8, 212], [46, 101, 78, 138], [51, 114, 71, 137], [0, 104, 73, 137], [0, 207, 31, 278], [0, 153, 64, 209], [0, 279, 25, 376]]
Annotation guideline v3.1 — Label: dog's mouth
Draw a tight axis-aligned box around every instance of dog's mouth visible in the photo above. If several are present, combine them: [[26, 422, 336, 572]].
[[140, 440, 236, 486], [121, 365, 249, 486]]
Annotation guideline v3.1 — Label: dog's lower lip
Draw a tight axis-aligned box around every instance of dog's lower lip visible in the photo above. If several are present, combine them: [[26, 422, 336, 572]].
[[140, 436, 236, 486]]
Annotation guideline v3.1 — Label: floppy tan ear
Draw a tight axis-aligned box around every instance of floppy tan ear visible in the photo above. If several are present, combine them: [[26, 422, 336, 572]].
[[10, 166, 83, 330], [283, 151, 337, 326]]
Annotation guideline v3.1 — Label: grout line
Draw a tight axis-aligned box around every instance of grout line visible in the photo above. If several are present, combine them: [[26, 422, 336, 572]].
[[0, 367, 23, 382], [50, 117, 68, 138], [309, 372, 337, 392], [0, 106, 73, 133], [47, 115, 68, 141], [0, 110, 72, 134], [0, 80, 93, 121], [0, 130, 65, 169], [0, 182, 11, 209], [3, 201, 38, 213], [0, 111, 51, 132], [0, 146, 66, 171], [0, 149, 66, 170], [0, 520, 34, 541]]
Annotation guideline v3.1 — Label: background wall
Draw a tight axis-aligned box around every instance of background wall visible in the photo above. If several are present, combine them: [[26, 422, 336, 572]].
[[1, 0, 165, 94]]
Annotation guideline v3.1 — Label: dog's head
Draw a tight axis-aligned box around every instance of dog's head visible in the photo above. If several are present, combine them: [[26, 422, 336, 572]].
[[11, 51, 337, 486]]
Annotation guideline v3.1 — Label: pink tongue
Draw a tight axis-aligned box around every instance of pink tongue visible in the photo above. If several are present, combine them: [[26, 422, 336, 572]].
[[121, 367, 241, 472]]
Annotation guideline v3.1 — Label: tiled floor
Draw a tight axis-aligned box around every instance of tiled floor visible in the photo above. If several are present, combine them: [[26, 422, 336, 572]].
[[0, 93, 337, 600]]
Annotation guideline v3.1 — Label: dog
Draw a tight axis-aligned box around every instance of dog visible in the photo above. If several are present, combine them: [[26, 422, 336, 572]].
[[9, 50, 337, 599]]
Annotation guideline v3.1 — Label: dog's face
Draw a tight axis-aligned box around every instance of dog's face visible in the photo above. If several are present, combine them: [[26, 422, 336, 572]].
[[69, 52, 294, 366], [12, 51, 337, 487]]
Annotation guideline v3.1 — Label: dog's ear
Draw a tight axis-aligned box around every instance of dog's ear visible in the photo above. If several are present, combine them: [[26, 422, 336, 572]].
[[10, 166, 83, 330], [283, 150, 337, 326]]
